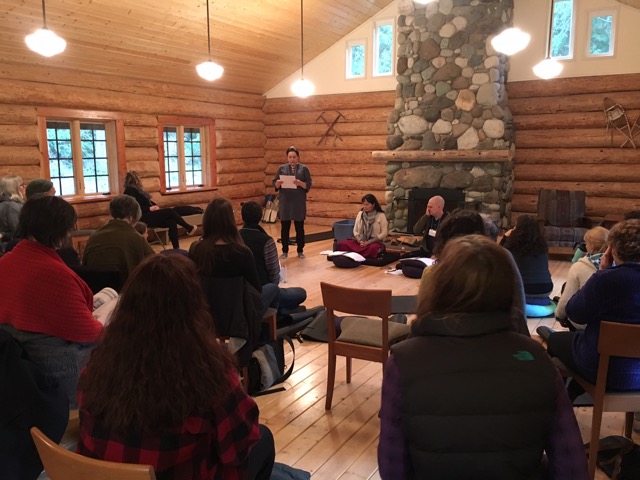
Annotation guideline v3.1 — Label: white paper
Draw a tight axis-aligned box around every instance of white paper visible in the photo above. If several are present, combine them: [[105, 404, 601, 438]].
[[327, 251, 366, 262], [399, 257, 436, 266], [280, 175, 297, 189]]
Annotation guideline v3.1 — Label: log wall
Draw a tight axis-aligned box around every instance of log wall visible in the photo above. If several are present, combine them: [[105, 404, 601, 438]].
[[508, 72, 640, 221], [263, 92, 394, 226], [0, 63, 266, 229]]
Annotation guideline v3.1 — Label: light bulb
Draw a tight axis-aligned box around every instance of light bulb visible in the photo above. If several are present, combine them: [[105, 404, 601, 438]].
[[196, 60, 224, 81], [414, 0, 438, 4], [25, 28, 66, 57], [491, 28, 531, 56], [291, 78, 315, 98], [532, 58, 563, 79]]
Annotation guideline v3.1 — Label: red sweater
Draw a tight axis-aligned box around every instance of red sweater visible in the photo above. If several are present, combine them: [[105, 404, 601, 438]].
[[0, 240, 103, 343]]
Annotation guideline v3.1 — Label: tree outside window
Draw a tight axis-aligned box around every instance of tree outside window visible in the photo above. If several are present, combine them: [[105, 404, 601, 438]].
[[588, 12, 615, 56], [373, 20, 393, 76], [551, 0, 574, 59], [346, 40, 366, 79]]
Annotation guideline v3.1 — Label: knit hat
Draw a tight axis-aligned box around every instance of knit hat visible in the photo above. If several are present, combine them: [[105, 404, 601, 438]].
[[26, 179, 54, 199]]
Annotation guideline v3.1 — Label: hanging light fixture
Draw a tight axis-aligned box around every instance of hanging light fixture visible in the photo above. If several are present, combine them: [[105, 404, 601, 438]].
[[291, 0, 315, 98], [533, 0, 563, 79], [196, 0, 224, 81], [491, 27, 531, 56], [25, 0, 66, 57], [414, 0, 438, 4]]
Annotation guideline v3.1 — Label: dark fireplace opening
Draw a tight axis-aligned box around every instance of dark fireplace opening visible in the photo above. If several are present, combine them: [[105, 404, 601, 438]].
[[407, 188, 466, 233]]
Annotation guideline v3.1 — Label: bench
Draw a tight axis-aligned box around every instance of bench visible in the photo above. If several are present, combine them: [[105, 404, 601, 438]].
[[148, 213, 203, 247]]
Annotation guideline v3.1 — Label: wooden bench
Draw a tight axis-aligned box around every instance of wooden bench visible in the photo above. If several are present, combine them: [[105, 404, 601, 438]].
[[148, 213, 203, 247]]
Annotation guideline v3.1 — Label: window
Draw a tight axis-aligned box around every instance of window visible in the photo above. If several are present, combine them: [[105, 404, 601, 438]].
[[587, 10, 616, 57], [550, 0, 574, 59], [346, 39, 366, 79], [373, 19, 393, 76], [158, 117, 216, 193], [38, 108, 123, 199]]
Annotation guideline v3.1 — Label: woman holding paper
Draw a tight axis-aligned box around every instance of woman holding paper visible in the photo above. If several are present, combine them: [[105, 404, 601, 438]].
[[272, 146, 312, 259]]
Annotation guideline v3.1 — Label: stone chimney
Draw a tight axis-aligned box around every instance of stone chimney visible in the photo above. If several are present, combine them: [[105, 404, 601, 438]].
[[389, 0, 515, 152]]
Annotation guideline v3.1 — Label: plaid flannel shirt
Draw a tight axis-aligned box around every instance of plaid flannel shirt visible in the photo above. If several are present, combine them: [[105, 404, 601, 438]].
[[77, 371, 260, 480]]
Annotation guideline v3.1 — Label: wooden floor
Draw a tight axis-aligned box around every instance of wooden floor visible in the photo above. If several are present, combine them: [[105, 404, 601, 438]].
[[174, 223, 636, 479]]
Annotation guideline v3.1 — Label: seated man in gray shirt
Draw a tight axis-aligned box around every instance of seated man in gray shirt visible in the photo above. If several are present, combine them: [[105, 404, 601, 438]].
[[239, 202, 306, 314]]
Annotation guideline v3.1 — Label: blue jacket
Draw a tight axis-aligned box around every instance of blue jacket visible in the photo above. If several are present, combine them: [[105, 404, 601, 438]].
[[567, 263, 640, 389]]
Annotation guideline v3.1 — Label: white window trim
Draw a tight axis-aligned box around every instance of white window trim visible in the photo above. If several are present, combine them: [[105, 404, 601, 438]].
[[585, 7, 617, 58], [162, 125, 209, 191], [345, 39, 367, 79], [372, 18, 394, 77], [551, 0, 576, 60]]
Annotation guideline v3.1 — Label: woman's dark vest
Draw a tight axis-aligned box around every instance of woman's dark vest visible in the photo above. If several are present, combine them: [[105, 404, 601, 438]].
[[392, 313, 557, 480]]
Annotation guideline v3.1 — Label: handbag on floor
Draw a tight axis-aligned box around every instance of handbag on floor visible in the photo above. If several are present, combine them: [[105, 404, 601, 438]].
[[248, 337, 295, 396]]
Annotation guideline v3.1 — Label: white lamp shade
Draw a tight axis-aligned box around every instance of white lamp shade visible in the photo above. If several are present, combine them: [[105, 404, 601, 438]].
[[491, 28, 531, 56], [25, 28, 66, 57], [414, 0, 438, 4], [532, 58, 563, 79], [196, 60, 224, 81], [291, 78, 315, 98]]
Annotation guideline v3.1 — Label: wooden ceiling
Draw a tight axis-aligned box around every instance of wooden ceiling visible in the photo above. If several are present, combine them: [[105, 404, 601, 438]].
[[0, 0, 394, 95], [617, 0, 640, 9]]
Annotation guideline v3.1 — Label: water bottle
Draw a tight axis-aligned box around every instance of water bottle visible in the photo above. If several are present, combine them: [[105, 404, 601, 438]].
[[282, 265, 288, 283]]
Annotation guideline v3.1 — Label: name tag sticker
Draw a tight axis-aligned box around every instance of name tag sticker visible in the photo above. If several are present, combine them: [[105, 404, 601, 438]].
[[428, 229, 437, 237]]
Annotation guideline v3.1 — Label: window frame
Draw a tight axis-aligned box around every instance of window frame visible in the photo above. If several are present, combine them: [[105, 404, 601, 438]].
[[36, 107, 126, 203], [345, 38, 367, 79], [157, 116, 217, 195], [585, 8, 617, 58], [372, 18, 394, 77], [550, 0, 576, 60]]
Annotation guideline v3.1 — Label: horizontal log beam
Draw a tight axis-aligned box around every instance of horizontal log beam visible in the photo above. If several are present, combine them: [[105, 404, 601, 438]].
[[515, 180, 640, 198], [125, 147, 158, 162], [265, 150, 380, 165], [216, 147, 265, 160], [265, 163, 385, 177], [265, 136, 386, 151], [514, 164, 640, 182], [215, 130, 265, 149], [372, 149, 512, 162], [217, 172, 265, 186], [0, 145, 41, 165], [511, 193, 640, 218], [307, 189, 387, 205], [514, 110, 640, 130], [514, 148, 640, 164], [516, 128, 636, 149], [509, 91, 640, 115], [263, 91, 394, 114], [0, 165, 41, 179], [264, 107, 391, 126], [264, 122, 387, 138], [0, 124, 39, 146], [507, 73, 640, 99], [217, 158, 266, 174], [0, 104, 36, 125]]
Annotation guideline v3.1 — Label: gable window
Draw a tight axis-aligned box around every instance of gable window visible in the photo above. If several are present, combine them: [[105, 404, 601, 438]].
[[38, 108, 124, 199], [551, 0, 574, 59], [346, 39, 366, 79], [158, 116, 216, 193], [373, 19, 393, 76], [587, 10, 616, 57]]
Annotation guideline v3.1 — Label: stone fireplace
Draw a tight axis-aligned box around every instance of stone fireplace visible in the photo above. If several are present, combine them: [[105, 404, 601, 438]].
[[374, 0, 515, 232]]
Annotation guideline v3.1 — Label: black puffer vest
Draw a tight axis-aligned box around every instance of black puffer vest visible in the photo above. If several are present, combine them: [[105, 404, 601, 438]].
[[240, 224, 270, 286], [392, 312, 557, 480]]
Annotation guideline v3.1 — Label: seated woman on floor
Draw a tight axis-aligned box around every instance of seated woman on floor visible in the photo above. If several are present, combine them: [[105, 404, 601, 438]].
[[543, 219, 640, 399], [555, 226, 608, 331], [502, 214, 554, 317], [336, 193, 388, 259], [77, 254, 275, 480], [416, 209, 528, 336], [0, 196, 103, 408], [379, 235, 587, 480], [123, 171, 200, 250]]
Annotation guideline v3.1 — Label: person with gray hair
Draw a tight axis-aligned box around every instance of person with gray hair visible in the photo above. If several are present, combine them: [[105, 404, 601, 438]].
[[82, 194, 154, 280], [0, 175, 25, 248]]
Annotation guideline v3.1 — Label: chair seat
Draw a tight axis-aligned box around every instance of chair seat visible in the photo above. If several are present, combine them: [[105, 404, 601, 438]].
[[543, 226, 588, 248], [338, 316, 410, 347]]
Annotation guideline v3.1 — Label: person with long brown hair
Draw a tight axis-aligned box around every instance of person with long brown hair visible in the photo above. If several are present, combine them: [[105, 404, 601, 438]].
[[77, 254, 274, 479], [379, 235, 587, 479]]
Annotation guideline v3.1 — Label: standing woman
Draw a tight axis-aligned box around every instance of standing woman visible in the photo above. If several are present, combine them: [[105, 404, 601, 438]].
[[0, 175, 25, 248], [77, 255, 275, 479], [336, 193, 388, 259], [272, 146, 312, 259], [123, 171, 198, 250]]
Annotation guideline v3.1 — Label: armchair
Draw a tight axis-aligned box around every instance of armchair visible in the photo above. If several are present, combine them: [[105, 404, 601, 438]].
[[536, 189, 590, 248]]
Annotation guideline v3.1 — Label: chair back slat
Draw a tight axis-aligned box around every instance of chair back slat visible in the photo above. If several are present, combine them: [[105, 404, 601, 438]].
[[598, 321, 640, 359], [31, 427, 156, 480], [320, 282, 392, 318]]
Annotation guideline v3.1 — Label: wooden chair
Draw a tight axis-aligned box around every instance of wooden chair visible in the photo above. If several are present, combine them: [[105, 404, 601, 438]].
[[320, 282, 410, 410], [30, 427, 156, 480], [554, 321, 640, 479]]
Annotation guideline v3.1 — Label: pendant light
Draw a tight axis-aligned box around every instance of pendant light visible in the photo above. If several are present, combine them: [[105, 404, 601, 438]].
[[25, 0, 66, 57], [291, 0, 315, 98], [414, 0, 438, 4], [196, 0, 224, 82], [491, 27, 531, 56], [533, 0, 563, 79]]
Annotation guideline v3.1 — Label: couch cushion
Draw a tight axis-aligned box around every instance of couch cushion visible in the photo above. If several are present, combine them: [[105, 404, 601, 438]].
[[337, 316, 410, 347]]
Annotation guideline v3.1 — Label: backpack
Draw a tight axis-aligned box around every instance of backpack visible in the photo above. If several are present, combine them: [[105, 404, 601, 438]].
[[248, 337, 295, 396], [262, 194, 279, 224]]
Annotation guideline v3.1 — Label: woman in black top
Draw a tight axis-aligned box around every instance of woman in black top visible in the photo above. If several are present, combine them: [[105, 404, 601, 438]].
[[123, 171, 198, 249]]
